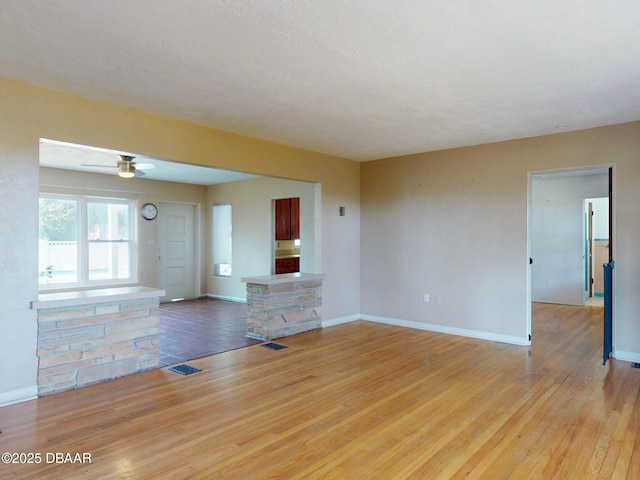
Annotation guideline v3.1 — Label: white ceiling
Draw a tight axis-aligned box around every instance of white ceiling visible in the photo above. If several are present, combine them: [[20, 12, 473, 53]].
[[2, 1, 640, 162]]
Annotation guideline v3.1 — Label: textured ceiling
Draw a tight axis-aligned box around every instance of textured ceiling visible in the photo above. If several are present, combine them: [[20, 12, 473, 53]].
[[2, 1, 640, 161]]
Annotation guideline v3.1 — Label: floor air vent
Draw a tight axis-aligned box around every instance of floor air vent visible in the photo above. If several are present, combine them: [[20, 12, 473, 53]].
[[168, 364, 202, 375], [632, 362, 640, 369], [262, 342, 287, 350]]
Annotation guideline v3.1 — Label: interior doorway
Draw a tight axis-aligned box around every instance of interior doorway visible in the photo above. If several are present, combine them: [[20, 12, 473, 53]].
[[585, 197, 609, 306], [527, 165, 614, 348], [274, 197, 301, 274]]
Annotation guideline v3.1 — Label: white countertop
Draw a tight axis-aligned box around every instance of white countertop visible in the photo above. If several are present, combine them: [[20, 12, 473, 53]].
[[31, 286, 166, 310], [241, 272, 324, 285]]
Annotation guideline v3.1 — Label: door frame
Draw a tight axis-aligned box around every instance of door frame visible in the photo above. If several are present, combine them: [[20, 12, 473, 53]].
[[157, 201, 201, 302], [526, 164, 615, 348], [584, 196, 610, 300]]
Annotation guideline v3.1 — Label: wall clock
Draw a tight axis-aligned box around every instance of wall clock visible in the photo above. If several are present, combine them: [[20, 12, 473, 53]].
[[141, 202, 158, 221]]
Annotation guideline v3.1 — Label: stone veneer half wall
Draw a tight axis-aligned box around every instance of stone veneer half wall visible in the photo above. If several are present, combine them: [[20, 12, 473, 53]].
[[242, 273, 324, 340], [33, 287, 163, 395]]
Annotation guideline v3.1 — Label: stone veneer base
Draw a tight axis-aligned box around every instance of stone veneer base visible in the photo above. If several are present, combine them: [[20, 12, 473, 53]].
[[32, 287, 163, 395], [242, 273, 323, 341]]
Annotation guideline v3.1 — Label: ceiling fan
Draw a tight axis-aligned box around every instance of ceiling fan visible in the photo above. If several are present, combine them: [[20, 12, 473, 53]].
[[116, 155, 140, 178], [81, 154, 154, 178]]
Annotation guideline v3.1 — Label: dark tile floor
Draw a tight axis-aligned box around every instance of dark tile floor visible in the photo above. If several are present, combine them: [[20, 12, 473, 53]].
[[158, 297, 262, 367]]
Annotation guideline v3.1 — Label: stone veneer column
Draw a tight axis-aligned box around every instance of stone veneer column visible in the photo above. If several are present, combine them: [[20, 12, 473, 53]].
[[242, 273, 324, 341]]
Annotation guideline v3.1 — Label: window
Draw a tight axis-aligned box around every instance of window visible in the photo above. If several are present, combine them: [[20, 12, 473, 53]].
[[212, 203, 232, 277], [39, 196, 79, 285], [39, 194, 135, 288]]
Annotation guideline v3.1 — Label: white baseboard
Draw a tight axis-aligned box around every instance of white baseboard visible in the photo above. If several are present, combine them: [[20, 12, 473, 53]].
[[613, 350, 640, 364], [322, 314, 361, 328], [0, 385, 38, 407], [360, 314, 530, 346], [204, 294, 246, 303], [321, 313, 529, 346]]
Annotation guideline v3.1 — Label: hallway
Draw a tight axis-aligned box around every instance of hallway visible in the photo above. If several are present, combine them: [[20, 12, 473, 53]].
[[158, 297, 262, 366]]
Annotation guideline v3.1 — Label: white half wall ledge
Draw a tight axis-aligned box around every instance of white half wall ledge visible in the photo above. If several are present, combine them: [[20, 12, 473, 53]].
[[0, 386, 38, 407], [31, 286, 165, 310]]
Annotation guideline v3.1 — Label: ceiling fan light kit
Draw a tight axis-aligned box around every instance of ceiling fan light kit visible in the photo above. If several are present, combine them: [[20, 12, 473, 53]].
[[117, 155, 136, 178]]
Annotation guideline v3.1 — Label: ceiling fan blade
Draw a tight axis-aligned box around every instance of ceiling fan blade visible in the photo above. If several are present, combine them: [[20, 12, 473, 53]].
[[80, 154, 148, 178], [134, 162, 156, 170], [81, 163, 117, 168]]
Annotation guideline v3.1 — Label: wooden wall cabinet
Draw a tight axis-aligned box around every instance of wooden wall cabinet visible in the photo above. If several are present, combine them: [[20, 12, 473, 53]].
[[275, 197, 300, 240], [275, 257, 299, 274]]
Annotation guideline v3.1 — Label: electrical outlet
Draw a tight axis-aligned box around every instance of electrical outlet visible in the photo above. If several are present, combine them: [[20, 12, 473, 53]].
[[423, 293, 430, 303]]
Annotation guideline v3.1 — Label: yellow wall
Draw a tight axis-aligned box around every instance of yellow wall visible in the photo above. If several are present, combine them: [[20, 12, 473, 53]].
[[39, 167, 210, 293], [361, 122, 640, 355], [0, 76, 361, 405], [3, 72, 639, 406], [207, 176, 321, 300]]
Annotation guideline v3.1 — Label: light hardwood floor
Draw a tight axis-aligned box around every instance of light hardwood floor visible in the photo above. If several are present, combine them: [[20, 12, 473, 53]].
[[1, 303, 639, 479]]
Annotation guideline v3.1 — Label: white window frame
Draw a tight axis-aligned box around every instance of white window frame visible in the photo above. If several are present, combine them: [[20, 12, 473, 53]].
[[39, 193, 137, 290], [212, 203, 232, 277]]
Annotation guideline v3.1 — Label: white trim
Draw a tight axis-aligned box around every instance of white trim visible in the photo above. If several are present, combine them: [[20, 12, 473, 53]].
[[322, 314, 360, 328], [360, 314, 530, 346], [205, 293, 246, 303], [32, 286, 165, 310], [0, 386, 38, 407], [321, 313, 529, 346], [241, 272, 324, 285], [613, 350, 640, 364]]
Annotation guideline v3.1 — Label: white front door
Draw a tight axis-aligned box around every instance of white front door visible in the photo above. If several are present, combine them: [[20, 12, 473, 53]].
[[158, 203, 197, 302]]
